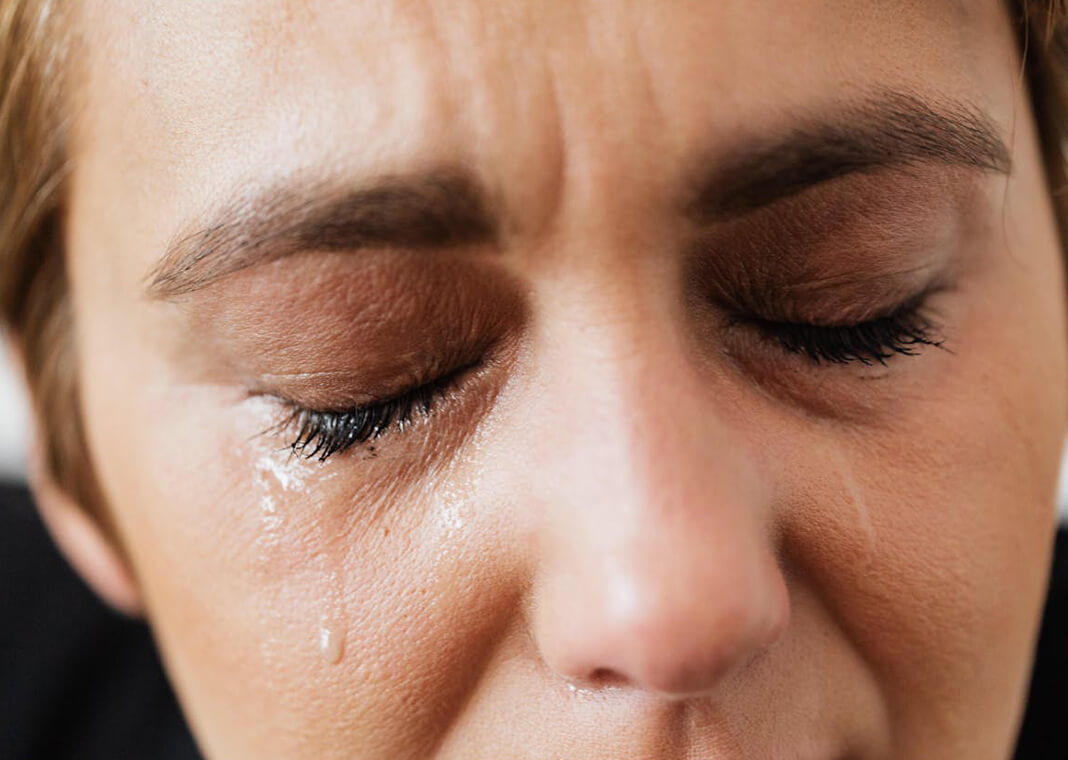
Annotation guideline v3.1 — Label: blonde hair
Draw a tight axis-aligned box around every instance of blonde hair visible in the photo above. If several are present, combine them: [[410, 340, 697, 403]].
[[2, 1, 1068, 515], [0, 0, 101, 516]]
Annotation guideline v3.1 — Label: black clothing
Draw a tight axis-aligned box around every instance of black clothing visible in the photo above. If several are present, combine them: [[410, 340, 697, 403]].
[[0, 483, 201, 760], [1015, 526, 1068, 759], [0, 482, 1064, 759]]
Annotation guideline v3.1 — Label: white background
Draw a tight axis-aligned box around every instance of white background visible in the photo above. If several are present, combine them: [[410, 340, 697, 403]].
[[0, 347, 28, 481], [1, 349, 1067, 520]]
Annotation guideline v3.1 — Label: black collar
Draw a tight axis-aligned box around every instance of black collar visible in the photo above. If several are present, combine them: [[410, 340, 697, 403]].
[[1014, 527, 1067, 758]]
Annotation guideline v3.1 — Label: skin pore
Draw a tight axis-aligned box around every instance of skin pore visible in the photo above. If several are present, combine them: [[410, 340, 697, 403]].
[[47, 0, 1067, 757]]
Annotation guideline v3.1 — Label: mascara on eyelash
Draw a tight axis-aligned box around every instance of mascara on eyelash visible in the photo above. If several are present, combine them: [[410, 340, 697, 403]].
[[277, 358, 481, 462], [731, 289, 945, 366], [764, 311, 941, 365], [285, 385, 438, 461]]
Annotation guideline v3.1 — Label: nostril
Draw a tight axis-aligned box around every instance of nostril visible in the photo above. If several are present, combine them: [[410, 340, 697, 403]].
[[558, 666, 633, 695], [586, 667, 630, 689]]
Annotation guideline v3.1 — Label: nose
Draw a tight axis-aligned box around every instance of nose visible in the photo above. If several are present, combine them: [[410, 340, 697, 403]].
[[527, 320, 790, 699]]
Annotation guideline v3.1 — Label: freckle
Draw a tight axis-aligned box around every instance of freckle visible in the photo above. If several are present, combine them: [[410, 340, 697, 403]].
[[318, 623, 344, 665]]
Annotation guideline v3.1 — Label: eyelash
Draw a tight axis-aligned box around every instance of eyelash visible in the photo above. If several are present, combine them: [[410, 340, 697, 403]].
[[280, 295, 940, 462], [732, 293, 942, 366], [281, 367, 468, 462]]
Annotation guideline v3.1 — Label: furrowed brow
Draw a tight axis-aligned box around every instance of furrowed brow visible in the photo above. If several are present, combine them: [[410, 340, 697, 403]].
[[147, 92, 1009, 299], [147, 168, 496, 299], [685, 91, 1012, 222]]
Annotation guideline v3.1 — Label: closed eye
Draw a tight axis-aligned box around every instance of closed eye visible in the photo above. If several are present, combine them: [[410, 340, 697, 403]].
[[277, 359, 481, 462], [730, 291, 943, 366]]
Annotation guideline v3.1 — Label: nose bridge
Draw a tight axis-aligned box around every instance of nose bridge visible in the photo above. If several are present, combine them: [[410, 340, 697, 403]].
[[534, 290, 768, 550], [528, 304, 789, 698]]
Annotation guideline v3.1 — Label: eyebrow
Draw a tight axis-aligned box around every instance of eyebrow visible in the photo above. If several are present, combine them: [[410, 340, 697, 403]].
[[147, 90, 1011, 299], [147, 169, 497, 298], [684, 91, 1010, 222]]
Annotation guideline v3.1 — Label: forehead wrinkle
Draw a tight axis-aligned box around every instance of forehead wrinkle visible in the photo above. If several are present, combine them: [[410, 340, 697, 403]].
[[72, 0, 1023, 306]]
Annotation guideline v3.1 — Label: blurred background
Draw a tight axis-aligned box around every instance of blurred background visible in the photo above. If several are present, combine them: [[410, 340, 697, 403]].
[[1, 349, 1067, 520], [0, 345, 28, 481]]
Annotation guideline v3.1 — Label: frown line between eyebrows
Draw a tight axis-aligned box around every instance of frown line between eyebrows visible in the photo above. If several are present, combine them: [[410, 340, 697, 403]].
[[145, 90, 1012, 301]]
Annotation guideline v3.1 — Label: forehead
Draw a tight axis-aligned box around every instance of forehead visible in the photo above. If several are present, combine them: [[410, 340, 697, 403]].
[[71, 0, 1011, 267]]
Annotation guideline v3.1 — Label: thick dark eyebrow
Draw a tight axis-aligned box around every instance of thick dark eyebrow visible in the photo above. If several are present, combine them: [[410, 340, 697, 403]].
[[147, 168, 497, 298], [685, 91, 1011, 222], [148, 91, 1011, 299]]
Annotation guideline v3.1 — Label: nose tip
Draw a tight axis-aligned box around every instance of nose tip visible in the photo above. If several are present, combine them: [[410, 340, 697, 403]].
[[524, 307, 792, 700], [536, 550, 791, 698]]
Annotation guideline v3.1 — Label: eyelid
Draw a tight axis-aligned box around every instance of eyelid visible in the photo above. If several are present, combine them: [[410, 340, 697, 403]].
[[724, 284, 946, 367], [284, 386, 436, 461], [288, 356, 482, 419], [250, 330, 490, 413], [270, 356, 482, 461], [743, 281, 939, 330], [262, 323, 528, 465]]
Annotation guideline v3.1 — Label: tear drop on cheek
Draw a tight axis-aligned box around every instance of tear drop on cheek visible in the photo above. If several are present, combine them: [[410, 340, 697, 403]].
[[318, 623, 344, 665]]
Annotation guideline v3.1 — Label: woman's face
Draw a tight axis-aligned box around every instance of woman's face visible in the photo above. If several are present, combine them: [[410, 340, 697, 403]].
[[61, 1, 1066, 757]]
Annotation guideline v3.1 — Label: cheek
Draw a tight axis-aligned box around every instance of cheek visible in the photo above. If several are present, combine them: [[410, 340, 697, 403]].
[[85, 386, 518, 759], [780, 239, 1066, 749]]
